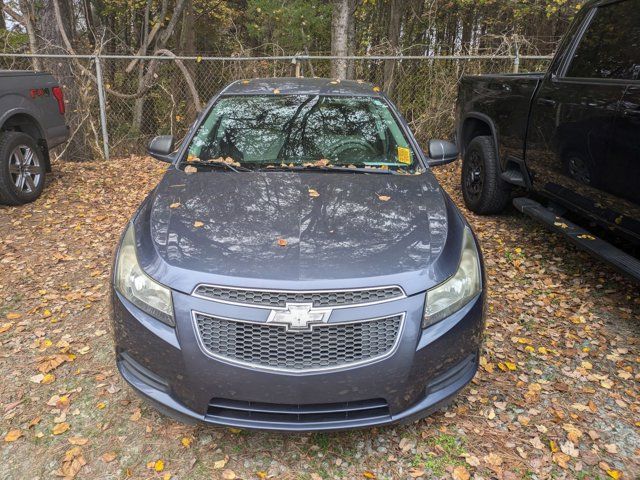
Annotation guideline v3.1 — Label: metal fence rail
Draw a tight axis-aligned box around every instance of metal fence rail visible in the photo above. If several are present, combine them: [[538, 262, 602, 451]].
[[0, 53, 553, 160]]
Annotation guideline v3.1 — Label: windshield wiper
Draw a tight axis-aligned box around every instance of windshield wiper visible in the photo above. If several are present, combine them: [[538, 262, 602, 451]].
[[256, 164, 400, 175], [181, 160, 252, 172]]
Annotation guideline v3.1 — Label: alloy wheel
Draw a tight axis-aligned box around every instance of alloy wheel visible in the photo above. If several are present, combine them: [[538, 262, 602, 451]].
[[8, 144, 41, 194]]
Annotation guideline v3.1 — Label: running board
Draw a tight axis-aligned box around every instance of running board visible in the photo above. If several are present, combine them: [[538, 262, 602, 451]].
[[513, 197, 640, 281]]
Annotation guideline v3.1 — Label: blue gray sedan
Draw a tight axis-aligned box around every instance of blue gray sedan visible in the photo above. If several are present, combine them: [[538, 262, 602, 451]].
[[111, 78, 485, 431]]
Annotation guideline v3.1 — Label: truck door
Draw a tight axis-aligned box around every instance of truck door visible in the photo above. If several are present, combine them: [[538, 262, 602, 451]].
[[525, 0, 637, 232]]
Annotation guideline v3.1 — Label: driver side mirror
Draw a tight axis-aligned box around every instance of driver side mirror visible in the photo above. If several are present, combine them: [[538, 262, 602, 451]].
[[427, 139, 458, 167], [147, 135, 175, 163]]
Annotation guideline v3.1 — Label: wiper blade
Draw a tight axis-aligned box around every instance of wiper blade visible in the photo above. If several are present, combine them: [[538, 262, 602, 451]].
[[257, 164, 400, 175], [182, 160, 252, 172]]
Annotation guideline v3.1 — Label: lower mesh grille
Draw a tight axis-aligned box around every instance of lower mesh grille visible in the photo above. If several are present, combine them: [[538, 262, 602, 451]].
[[193, 313, 403, 372], [207, 398, 390, 424]]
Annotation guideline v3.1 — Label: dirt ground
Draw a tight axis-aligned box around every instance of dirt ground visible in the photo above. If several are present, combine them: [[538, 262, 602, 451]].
[[1, 157, 638, 480]]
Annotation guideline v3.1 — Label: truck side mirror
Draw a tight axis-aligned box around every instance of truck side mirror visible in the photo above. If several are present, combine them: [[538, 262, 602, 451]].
[[427, 139, 458, 167], [147, 135, 175, 163]]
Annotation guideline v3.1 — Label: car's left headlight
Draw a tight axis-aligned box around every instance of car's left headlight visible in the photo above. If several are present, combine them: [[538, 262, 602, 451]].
[[422, 227, 482, 328], [114, 223, 175, 326]]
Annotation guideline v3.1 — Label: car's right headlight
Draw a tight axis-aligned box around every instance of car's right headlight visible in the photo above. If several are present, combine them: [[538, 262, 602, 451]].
[[114, 223, 175, 326], [422, 227, 482, 328]]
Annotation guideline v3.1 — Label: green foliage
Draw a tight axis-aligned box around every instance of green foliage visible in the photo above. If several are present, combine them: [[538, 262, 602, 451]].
[[245, 0, 331, 53]]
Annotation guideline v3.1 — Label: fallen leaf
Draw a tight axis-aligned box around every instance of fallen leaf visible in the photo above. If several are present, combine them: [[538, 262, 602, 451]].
[[169, 202, 181, 209], [222, 470, 236, 480], [308, 189, 320, 198], [363, 472, 376, 479], [181, 437, 192, 448], [52, 423, 70, 435], [273, 88, 280, 94], [277, 238, 288, 247], [4, 429, 22, 442], [6, 312, 21, 319], [68, 437, 89, 446], [101, 451, 117, 463], [154, 459, 165, 472], [452, 465, 471, 480], [378, 195, 391, 202], [0, 322, 14, 333], [193, 221, 204, 228], [213, 456, 228, 469], [184, 165, 197, 174], [54, 447, 86, 479]]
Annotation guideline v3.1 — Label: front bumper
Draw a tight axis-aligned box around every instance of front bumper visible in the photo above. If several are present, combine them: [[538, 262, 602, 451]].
[[112, 287, 484, 432]]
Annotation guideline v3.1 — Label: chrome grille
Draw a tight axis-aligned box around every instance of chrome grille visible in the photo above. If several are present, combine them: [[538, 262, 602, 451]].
[[193, 313, 403, 372], [193, 285, 404, 308]]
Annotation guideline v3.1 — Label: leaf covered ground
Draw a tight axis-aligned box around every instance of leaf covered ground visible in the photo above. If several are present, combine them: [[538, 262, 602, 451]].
[[0, 157, 638, 480]]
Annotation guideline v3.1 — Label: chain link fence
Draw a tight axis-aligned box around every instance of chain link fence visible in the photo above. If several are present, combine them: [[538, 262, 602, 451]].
[[0, 53, 553, 160]]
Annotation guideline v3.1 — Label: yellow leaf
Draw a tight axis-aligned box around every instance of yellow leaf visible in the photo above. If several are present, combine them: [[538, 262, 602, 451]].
[[607, 470, 621, 479], [154, 459, 165, 472], [256, 472, 267, 479], [97, 402, 106, 410], [68, 437, 89, 446], [196, 56, 202, 63], [181, 437, 192, 448], [0, 322, 14, 333], [372, 86, 381, 92], [6, 312, 21, 320], [222, 470, 236, 480], [228, 427, 242, 434], [377, 195, 391, 202], [193, 221, 204, 228], [42, 373, 56, 384], [4, 429, 22, 442], [273, 88, 280, 94], [169, 202, 181, 209], [504, 361, 517, 371], [549, 440, 558, 453], [163, 474, 172, 480], [53, 423, 70, 435], [308, 189, 320, 198], [213, 457, 228, 469]]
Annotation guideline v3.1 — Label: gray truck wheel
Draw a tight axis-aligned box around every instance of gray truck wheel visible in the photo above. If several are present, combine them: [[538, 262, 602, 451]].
[[461, 135, 511, 214], [0, 131, 46, 206]]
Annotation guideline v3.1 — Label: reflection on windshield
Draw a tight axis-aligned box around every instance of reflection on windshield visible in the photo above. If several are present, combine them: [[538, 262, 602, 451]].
[[186, 94, 417, 172]]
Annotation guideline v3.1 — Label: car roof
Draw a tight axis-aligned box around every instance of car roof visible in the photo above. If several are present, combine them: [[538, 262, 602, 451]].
[[222, 77, 384, 97]]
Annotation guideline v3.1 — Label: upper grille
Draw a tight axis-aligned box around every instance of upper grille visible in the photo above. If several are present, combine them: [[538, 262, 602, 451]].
[[193, 313, 403, 372], [193, 285, 404, 308]]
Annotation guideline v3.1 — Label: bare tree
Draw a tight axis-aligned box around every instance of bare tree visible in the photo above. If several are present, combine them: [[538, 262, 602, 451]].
[[383, 0, 402, 95], [331, 0, 355, 80]]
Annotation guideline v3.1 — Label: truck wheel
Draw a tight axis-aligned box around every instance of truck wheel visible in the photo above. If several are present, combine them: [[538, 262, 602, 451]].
[[461, 136, 511, 214], [0, 131, 46, 206]]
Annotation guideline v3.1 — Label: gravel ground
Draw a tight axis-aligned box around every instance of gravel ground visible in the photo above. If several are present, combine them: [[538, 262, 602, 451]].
[[1, 157, 638, 480]]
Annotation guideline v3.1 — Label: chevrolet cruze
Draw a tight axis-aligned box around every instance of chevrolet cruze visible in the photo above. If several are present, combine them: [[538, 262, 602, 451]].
[[111, 78, 486, 431]]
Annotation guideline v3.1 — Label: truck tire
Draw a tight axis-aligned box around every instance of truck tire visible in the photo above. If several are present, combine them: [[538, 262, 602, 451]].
[[461, 135, 511, 214], [0, 131, 47, 206]]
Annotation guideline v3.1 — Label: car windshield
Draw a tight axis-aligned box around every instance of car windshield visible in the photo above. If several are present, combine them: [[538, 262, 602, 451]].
[[184, 94, 418, 172]]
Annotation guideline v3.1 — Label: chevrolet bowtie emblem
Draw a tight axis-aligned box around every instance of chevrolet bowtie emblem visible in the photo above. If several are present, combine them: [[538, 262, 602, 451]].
[[266, 303, 332, 331]]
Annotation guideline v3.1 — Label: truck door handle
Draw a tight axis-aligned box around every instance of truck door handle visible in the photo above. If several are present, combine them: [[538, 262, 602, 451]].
[[538, 98, 556, 107]]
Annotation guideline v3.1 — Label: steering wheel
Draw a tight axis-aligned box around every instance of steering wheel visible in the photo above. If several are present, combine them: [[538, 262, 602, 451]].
[[324, 138, 378, 163]]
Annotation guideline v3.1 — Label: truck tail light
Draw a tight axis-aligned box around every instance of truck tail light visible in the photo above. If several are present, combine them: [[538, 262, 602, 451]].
[[52, 86, 65, 115]]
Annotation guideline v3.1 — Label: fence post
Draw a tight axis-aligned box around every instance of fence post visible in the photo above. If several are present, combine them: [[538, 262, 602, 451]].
[[94, 55, 110, 161], [512, 43, 520, 74]]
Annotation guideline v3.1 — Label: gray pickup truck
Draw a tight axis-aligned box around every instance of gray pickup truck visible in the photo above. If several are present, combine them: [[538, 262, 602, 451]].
[[0, 70, 69, 205]]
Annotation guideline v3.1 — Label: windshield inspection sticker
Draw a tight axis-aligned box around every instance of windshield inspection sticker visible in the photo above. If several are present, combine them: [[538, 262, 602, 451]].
[[397, 146, 411, 164]]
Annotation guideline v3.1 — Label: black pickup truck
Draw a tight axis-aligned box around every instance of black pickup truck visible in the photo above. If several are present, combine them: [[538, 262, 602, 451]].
[[456, 0, 640, 280], [0, 70, 69, 205]]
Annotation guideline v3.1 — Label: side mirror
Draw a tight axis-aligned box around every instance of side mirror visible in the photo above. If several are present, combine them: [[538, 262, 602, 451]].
[[427, 139, 458, 167], [147, 135, 175, 163]]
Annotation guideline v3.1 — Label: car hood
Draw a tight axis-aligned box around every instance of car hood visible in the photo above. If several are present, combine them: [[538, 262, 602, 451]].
[[133, 168, 466, 296]]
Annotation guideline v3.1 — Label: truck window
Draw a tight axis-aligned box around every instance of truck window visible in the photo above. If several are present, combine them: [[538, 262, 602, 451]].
[[566, 0, 640, 81]]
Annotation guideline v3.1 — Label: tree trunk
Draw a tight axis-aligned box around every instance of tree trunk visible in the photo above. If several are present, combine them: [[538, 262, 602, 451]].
[[383, 0, 402, 96], [331, 0, 350, 79], [36, 0, 91, 160]]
